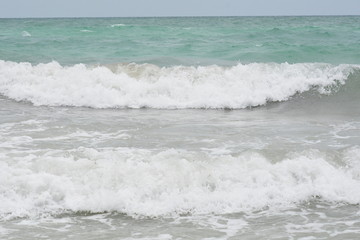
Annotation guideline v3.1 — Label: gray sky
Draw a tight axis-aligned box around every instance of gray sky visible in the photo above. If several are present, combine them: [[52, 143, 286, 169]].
[[0, 0, 359, 18]]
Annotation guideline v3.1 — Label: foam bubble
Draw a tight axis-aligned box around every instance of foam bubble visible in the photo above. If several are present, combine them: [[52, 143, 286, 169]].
[[0, 60, 356, 109]]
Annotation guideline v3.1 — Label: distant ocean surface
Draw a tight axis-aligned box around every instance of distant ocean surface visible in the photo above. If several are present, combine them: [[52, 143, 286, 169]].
[[1, 16, 360, 239]]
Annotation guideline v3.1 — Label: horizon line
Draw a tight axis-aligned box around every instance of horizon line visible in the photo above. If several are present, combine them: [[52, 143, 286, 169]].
[[1, 14, 359, 19]]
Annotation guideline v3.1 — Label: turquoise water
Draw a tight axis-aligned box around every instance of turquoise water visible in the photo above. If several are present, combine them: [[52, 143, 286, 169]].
[[1, 16, 360, 240], [1, 16, 360, 65]]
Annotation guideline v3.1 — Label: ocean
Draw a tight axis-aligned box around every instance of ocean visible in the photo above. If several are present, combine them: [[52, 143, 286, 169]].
[[0, 16, 360, 239]]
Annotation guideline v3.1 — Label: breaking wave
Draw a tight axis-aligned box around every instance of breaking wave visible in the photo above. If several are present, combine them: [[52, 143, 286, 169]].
[[0, 60, 358, 109], [1, 147, 360, 219]]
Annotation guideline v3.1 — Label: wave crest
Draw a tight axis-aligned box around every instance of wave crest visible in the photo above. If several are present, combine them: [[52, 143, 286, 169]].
[[0, 60, 356, 109], [1, 147, 360, 219]]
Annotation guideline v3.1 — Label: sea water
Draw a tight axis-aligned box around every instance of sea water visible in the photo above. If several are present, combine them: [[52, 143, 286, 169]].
[[1, 16, 360, 239]]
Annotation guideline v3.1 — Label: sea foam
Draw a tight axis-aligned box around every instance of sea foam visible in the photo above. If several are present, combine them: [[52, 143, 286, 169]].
[[110, 24, 126, 27], [1, 147, 360, 219], [21, 31, 31, 37], [0, 60, 356, 109]]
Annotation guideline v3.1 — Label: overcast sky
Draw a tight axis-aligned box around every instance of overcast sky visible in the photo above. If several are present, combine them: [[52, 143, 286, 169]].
[[0, 0, 359, 18]]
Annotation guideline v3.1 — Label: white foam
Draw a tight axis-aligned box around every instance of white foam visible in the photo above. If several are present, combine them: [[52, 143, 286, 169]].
[[21, 31, 31, 37], [111, 24, 126, 27], [0, 60, 356, 109], [1, 147, 360, 219]]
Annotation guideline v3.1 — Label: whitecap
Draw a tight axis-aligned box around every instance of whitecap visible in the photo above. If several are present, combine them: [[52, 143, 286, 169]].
[[21, 31, 31, 37], [80, 29, 93, 33], [1, 147, 360, 219], [110, 24, 126, 28], [0, 60, 357, 109]]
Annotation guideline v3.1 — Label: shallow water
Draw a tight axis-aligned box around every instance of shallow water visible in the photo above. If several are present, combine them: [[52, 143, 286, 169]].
[[1, 16, 360, 239], [1, 95, 360, 239], [2, 204, 360, 240]]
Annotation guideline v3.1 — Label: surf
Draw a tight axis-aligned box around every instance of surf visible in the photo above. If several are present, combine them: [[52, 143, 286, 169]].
[[1, 147, 360, 219], [0, 60, 357, 109]]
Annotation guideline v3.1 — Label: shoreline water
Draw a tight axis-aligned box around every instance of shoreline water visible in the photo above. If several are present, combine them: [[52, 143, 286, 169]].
[[1, 16, 360, 239]]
